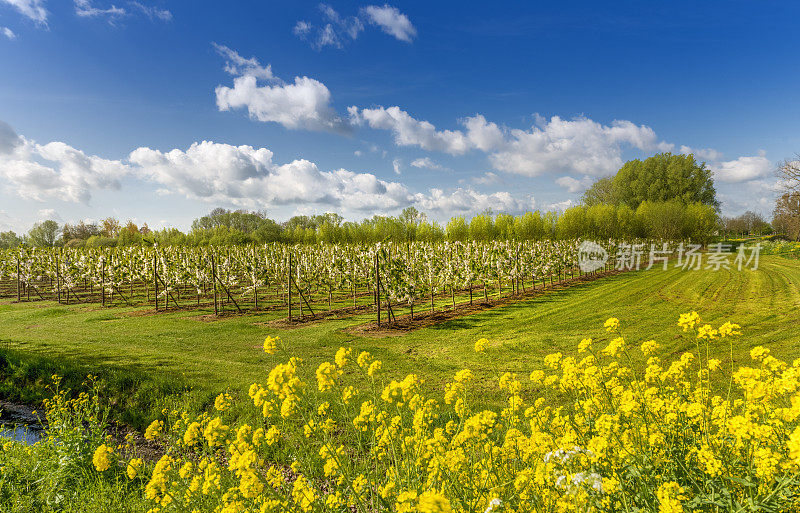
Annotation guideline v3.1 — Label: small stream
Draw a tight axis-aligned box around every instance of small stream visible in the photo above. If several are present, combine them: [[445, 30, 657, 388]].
[[0, 401, 44, 445], [0, 424, 42, 444]]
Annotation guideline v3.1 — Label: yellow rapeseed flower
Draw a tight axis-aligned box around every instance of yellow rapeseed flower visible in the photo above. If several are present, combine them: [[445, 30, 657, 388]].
[[144, 419, 163, 440], [601, 337, 625, 358], [678, 311, 701, 331], [368, 360, 383, 377], [417, 490, 452, 513], [718, 321, 742, 338], [604, 317, 620, 332], [696, 324, 718, 340], [316, 361, 338, 391], [263, 335, 279, 354], [750, 346, 770, 361], [126, 458, 143, 480], [656, 482, 685, 513], [334, 347, 351, 368], [454, 369, 474, 383], [92, 444, 113, 472], [474, 338, 489, 353], [640, 339, 659, 356], [357, 351, 372, 368], [788, 426, 800, 464], [214, 393, 231, 412]]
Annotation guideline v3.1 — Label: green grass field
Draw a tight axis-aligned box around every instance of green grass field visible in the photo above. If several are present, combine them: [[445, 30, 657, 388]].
[[2, 254, 800, 427]]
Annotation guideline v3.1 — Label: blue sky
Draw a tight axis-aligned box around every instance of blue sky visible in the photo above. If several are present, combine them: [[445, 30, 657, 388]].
[[0, 0, 797, 232]]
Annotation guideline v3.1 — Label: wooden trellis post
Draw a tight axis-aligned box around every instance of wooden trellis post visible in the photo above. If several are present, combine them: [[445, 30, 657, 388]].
[[56, 255, 61, 304], [375, 252, 380, 326], [153, 253, 158, 311], [287, 253, 292, 321], [16, 258, 20, 302], [211, 254, 219, 316], [101, 258, 106, 307]]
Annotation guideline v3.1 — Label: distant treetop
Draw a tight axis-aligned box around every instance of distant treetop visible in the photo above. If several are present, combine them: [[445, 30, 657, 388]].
[[583, 153, 719, 209]]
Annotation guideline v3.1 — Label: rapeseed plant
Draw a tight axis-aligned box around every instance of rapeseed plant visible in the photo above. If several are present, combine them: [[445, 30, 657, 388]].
[[7, 312, 800, 512]]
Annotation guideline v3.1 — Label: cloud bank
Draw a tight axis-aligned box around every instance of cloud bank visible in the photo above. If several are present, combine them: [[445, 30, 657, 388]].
[[0, 121, 539, 218]]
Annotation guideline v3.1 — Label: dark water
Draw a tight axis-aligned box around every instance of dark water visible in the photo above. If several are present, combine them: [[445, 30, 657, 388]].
[[0, 424, 43, 444], [1, 401, 44, 445]]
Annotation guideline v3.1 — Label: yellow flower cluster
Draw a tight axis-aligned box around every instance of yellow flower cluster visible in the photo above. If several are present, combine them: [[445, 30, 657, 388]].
[[263, 335, 279, 355], [214, 393, 232, 412], [92, 443, 113, 472], [144, 419, 163, 440], [100, 313, 800, 512]]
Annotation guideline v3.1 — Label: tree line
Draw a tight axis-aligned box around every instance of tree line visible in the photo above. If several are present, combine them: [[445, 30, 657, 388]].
[[3, 152, 781, 248], [0, 202, 721, 249]]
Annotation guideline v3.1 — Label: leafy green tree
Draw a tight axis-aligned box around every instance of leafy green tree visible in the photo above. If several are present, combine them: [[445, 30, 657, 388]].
[[513, 211, 547, 240], [0, 230, 22, 249], [101, 217, 121, 238], [613, 153, 718, 209], [584, 153, 718, 210], [117, 220, 143, 245], [773, 192, 800, 240], [556, 207, 587, 239], [582, 176, 616, 206], [586, 204, 617, 239], [722, 211, 771, 237], [252, 219, 283, 243], [684, 203, 719, 244], [446, 217, 468, 241], [634, 201, 686, 239], [86, 235, 117, 247], [494, 214, 515, 240], [615, 205, 636, 239], [417, 221, 444, 241], [27, 220, 60, 247], [468, 214, 495, 241], [62, 221, 100, 242]]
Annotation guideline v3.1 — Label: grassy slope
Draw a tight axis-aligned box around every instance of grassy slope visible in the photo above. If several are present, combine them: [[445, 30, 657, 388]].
[[1, 255, 799, 426]]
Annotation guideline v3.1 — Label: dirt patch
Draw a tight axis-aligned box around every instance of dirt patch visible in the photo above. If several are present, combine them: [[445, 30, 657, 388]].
[[347, 269, 625, 337]]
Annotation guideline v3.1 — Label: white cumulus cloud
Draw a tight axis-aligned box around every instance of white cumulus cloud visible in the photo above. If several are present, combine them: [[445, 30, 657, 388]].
[[0, 123, 128, 203], [711, 152, 773, 183], [463, 114, 504, 152], [1, 26, 16, 39], [297, 3, 364, 50], [392, 158, 401, 175], [413, 188, 533, 214], [679, 145, 723, 161], [214, 45, 348, 133], [555, 176, 591, 194], [350, 106, 471, 154], [129, 141, 414, 212], [489, 116, 665, 177], [36, 208, 59, 220]]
